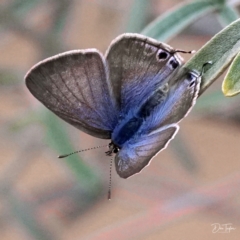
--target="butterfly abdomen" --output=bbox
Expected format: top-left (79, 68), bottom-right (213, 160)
top-left (112, 84), bottom-right (169, 147)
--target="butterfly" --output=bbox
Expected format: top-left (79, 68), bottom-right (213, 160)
top-left (25, 33), bottom-right (201, 179)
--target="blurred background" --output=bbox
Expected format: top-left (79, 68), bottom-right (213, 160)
top-left (0, 0), bottom-right (240, 239)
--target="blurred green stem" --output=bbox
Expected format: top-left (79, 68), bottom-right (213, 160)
top-left (43, 111), bottom-right (102, 193)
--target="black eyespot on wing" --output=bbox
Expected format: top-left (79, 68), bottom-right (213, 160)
top-left (157, 50), bottom-right (169, 60)
top-left (189, 80), bottom-right (195, 88)
top-left (169, 59), bottom-right (179, 69)
top-left (186, 72), bottom-right (195, 81)
top-left (186, 72), bottom-right (198, 88)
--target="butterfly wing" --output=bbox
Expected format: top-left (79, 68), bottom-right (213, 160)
top-left (145, 69), bottom-right (201, 132)
top-left (115, 125), bottom-right (178, 178)
top-left (106, 33), bottom-right (183, 114)
top-left (115, 69), bottom-right (201, 178)
top-left (25, 50), bottom-right (118, 139)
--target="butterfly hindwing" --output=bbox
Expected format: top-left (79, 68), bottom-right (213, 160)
top-left (115, 69), bottom-right (201, 178)
top-left (25, 50), bottom-right (118, 139)
top-left (145, 69), bottom-right (201, 132)
top-left (115, 124), bottom-right (179, 178)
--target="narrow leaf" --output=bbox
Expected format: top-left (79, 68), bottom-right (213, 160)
top-left (126, 0), bottom-right (150, 33)
top-left (222, 51), bottom-right (240, 96)
top-left (43, 110), bottom-right (101, 191)
top-left (182, 18), bottom-right (240, 95)
top-left (141, 0), bottom-right (224, 41)
top-left (218, 5), bottom-right (239, 27)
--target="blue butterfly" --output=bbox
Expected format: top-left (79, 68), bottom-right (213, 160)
top-left (25, 34), bottom-right (200, 179)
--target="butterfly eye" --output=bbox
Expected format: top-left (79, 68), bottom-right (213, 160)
top-left (157, 50), bottom-right (169, 61)
top-left (113, 147), bottom-right (119, 154)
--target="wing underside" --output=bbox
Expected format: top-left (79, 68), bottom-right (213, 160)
top-left (115, 125), bottom-right (179, 178)
top-left (25, 50), bottom-right (118, 139)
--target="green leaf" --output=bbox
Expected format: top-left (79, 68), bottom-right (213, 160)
top-left (9, 0), bottom-right (44, 17)
top-left (7, 192), bottom-right (54, 240)
top-left (170, 133), bottom-right (198, 173)
top-left (126, 0), bottom-right (150, 33)
top-left (42, 110), bottom-right (102, 192)
top-left (141, 0), bottom-right (224, 41)
top-left (0, 69), bottom-right (19, 85)
top-left (222, 51), bottom-right (240, 96)
top-left (182, 18), bottom-right (240, 95)
top-left (218, 5), bottom-right (239, 27)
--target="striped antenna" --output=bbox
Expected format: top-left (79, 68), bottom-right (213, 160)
top-left (58, 145), bottom-right (108, 158)
top-left (174, 49), bottom-right (196, 54)
top-left (108, 157), bottom-right (113, 200)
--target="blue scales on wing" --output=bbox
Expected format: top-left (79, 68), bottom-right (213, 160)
top-left (115, 125), bottom-right (179, 178)
top-left (113, 68), bottom-right (201, 178)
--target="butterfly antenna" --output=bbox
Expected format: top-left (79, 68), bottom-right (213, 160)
top-left (174, 49), bottom-right (196, 54)
top-left (58, 145), bottom-right (108, 158)
top-left (108, 157), bottom-right (113, 200)
top-left (200, 61), bottom-right (212, 77)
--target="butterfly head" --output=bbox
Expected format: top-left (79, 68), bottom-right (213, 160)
top-left (105, 142), bottom-right (119, 156)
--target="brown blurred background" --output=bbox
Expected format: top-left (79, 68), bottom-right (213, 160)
top-left (0, 0), bottom-right (240, 239)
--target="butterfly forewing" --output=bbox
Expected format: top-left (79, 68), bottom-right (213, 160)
top-left (25, 50), bottom-right (118, 139)
top-left (106, 34), bottom-right (183, 114)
